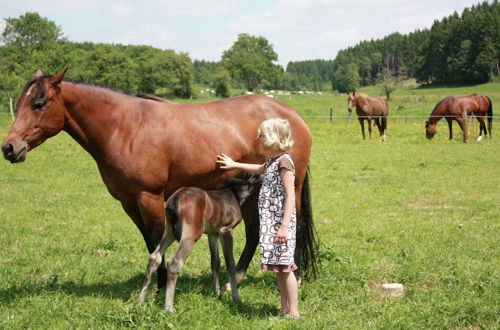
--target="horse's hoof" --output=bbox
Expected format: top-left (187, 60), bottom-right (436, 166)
top-left (165, 306), bottom-right (175, 312)
top-left (221, 282), bottom-right (232, 296)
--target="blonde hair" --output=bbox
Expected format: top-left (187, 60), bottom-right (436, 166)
top-left (257, 118), bottom-right (294, 151)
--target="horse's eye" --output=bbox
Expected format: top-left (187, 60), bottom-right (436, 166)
top-left (33, 101), bottom-right (45, 111)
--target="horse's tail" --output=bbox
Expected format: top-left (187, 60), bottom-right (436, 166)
top-left (166, 194), bottom-right (182, 242)
top-left (382, 100), bottom-right (389, 131)
top-left (298, 167), bottom-right (319, 280)
top-left (486, 96), bottom-right (493, 137)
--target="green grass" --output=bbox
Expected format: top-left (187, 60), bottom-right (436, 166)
top-left (0, 84), bottom-right (499, 329)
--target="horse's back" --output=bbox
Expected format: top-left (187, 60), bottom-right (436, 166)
top-left (160, 94), bottom-right (311, 193)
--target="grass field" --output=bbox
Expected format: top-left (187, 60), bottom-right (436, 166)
top-left (0, 83), bottom-right (499, 329)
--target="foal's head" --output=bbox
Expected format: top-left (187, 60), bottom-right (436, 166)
top-left (219, 175), bottom-right (261, 206)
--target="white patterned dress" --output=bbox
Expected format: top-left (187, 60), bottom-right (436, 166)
top-left (258, 153), bottom-right (297, 270)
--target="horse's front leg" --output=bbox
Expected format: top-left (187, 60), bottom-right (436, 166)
top-left (220, 230), bottom-right (241, 302)
top-left (446, 118), bottom-right (453, 140)
top-left (208, 234), bottom-right (221, 298)
top-left (358, 119), bottom-right (366, 140)
top-left (138, 224), bottom-right (175, 304)
top-left (234, 194), bottom-right (260, 284)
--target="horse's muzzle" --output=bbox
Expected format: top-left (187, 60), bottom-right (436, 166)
top-left (2, 143), bottom-right (27, 163)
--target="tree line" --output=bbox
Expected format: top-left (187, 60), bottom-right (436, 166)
top-left (312, 1), bottom-right (499, 92)
top-left (1, 1), bottom-right (498, 108)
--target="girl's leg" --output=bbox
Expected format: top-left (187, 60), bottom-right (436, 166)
top-left (277, 273), bottom-right (289, 314)
top-left (278, 271), bottom-right (299, 317)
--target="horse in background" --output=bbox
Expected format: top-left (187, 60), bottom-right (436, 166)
top-left (347, 91), bottom-right (389, 141)
top-left (1, 69), bottom-right (318, 291)
top-left (425, 94), bottom-right (493, 142)
top-left (138, 176), bottom-right (260, 311)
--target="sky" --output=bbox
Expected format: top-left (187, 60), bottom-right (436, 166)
top-left (0, 0), bottom-right (486, 66)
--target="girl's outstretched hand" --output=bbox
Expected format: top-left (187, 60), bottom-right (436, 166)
top-left (216, 153), bottom-right (236, 169)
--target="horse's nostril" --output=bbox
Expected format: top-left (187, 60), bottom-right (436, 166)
top-left (2, 143), bottom-right (14, 157)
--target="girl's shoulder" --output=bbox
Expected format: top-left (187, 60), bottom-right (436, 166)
top-left (278, 154), bottom-right (295, 172)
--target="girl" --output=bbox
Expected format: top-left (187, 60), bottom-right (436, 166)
top-left (216, 118), bottom-right (300, 319)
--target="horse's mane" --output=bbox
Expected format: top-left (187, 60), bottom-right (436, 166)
top-left (430, 96), bottom-right (452, 116)
top-left (136, 94), bottom-right (168, 102)
top-left (27, 76), bottom-right (168, 103)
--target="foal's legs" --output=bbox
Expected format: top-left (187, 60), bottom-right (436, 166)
top-left (138, 225), bottom-right (176, 304)
top-left (208, 234), bottom-right (221, 297)
top-left (165, 236), bottom-right (198, 312)
top-left (220, 230), bottom-right (241, 302)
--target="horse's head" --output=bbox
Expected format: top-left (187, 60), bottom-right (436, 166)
top-left (425, 120), bottom-right (436, 139)
top-left (347, 91), bottom-right (356, 113)
top-left (2, 69), bottom-right (67, 163)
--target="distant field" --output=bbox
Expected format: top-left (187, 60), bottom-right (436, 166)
top-left (0, 84), bottom-right (498, 328)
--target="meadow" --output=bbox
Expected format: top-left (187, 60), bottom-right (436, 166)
top-left (0, 83), bottom-right (498, 329)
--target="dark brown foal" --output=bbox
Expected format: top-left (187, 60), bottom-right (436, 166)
top-left (138, 176), bottom-right (260, 311)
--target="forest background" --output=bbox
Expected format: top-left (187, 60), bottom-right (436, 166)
top-left (0, 1), bottom-right (498, 106)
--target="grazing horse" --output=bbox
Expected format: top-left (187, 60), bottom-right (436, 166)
top-left (347, 91), bottom-right (389, 141)
top-left (425, 94), bottom-right (493, 142)
top-left (1, 69), bottom-right (318, 289)
top-left (138, 176), bottom-right (260, 311)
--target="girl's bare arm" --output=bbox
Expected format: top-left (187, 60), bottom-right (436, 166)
top-left (216, 153), bottom-right (265, 174)
top-left (276, 168), bottom-right (295, 243)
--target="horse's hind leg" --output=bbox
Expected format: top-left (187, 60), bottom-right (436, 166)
top-left (208, 234), bottom-right (221, 297)
top-left (138, 226), bottom-right (175, 304)
top-left (367, 119), bottom-right (373, 139)
top-left (374, 118), bottom-right (385, 142)
top-left (477, 117), bottom-right (486, 141)
top-left (220, 230), bottom-right (241, 302)
top-left (165, 236), bottom-right (197, 312)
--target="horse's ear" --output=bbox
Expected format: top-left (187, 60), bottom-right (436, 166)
top-left (49, 68), bottom-right (68, 87)
top-left (35, 68), bottom-right (44, 77)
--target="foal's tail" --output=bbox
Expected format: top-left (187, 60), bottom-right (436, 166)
top-left (166, 193), bottom-right (182, 242)
top-left (486, 96), bottom-right (493, 137)
top-left (298, 168), bottom-right (319, 280)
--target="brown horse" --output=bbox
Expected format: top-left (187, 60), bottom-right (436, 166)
top-left (347, 91), bottom-right (389, 141)
top-left (425, 94), bottom-right (493, 142)
top-left (138, 176), bottom-right (260, 311)
top-left (1, 69), bottom-right (318, 289)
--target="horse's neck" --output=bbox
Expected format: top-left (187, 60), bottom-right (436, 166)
top-left (429, 105), bottom-right (445, 124)
top-left (61, 83), bottom-right (140, 155)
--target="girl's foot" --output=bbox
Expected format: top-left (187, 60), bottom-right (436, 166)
top-left (285, 313), bottom-right (301, 319)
